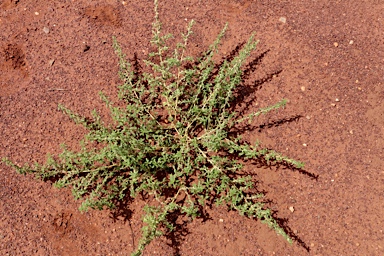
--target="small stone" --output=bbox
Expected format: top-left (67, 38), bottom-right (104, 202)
top-left (279, 17), bottom-right (286, 23)
top-left (349, 130), bottom-right (353, 134)
top-left (306, 115), bottom-right (311, 120)
top-left (48, 59), bottom-right (55, 66)
top-left (334, 42), bottom-right (339, 47)
top-left (311, 243), bottom-right (315, 247)
top-left (331, 103), bottom-right (336, 107)
top-left (122, 1), bottom-right (127, 5)
top-left (335, 98), bottom-right (340, 102)
top-left (349, 40), bottom-right (354, 45)
top-left (43, 27), bottom-right (50, 34)
top-left (303, 143), bottom-right (307, 147)
top-left (300, 86), bottom-right (305, 92)
top-left (219, 219), bottom-right (224, 222)
top-left (83, 45), bottom-right (90, 52)
top-left (34, 11), bottom-right (39, 15)
top-left (289, 206), bottom-right (294, 212)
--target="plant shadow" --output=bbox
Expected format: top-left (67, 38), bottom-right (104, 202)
top-left (109, 196), bottom-right (137, 249)
top-left (274, 215), bottom-right (311, 252)
top-left (108, 42), bottom-right (316, 254)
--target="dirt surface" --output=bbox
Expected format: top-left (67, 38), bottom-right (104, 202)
top-left (1, 0), bottom-right (383, 255)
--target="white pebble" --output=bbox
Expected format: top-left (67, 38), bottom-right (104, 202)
top-left (279, 17), bottom-right (287, 23)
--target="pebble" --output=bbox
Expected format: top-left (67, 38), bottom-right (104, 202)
top-left (43, 27), bottom-right (50, 34)
top-left (279, 17), bottom-right (286, 23)
top-left (303, 143), bottom-right (307, 147)
top-left (300, 86), bottom-right (305, 92)
top-left (219, 219), bottom-right (224, 222)
top-left (349, 40), bottom-right (354, 45)
top-left (83, 45), bottom-right (90, 52)
top-left (334, 42), bottom-right (339, 47)
top-left (34, 11), bottom-right (39, 15)
top-left (289, 206), bottom-right (294, 212)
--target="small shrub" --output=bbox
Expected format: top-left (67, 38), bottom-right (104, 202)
top-left (3, 1), bottom-right (304, 255)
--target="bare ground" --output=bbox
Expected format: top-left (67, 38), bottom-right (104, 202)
top-left (1, 0), bottom-right (383, 255)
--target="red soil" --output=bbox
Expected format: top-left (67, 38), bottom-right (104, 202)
top-left (1, 0), bottom-right (383, 255)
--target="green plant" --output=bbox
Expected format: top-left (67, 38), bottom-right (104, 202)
top-left (3, 1), bottom-right (304, 255)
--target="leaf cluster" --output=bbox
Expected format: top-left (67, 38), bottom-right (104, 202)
top-left (3, 1), bottom-right (304, 255)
